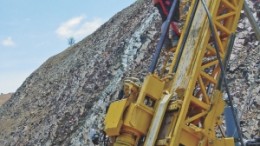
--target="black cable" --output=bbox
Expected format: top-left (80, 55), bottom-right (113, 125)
top-left (217, 34), bottom-right (236, 90)
top-left (200, 0), bottom-right (244, 146)
top-left (149, 0), bottom-right (178, 73)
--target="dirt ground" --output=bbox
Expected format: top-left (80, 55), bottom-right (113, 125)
top-left (0, 93), bottom-right (12, 106)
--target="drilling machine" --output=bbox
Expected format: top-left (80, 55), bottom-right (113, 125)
top-left (104, 0), bottom-right (260, 145)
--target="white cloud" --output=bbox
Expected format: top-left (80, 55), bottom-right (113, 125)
top-left (1, 37), bottom-right (15, 47)
top-left (56, 16), bottom-right (104, 40)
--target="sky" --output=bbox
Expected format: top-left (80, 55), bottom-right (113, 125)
top-left (0, 0), bottom-right (136, 93)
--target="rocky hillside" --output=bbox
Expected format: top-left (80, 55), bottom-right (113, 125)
top-left (0, 0), bottom-right (259, 145)
top-left (227, 0), bottom-right (260, 138)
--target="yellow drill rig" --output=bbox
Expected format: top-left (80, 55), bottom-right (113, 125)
top-left (104, 0), bottom-right (259, 146)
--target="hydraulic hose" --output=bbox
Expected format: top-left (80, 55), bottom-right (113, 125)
top-left (149, 0), bottom-right (178, 73)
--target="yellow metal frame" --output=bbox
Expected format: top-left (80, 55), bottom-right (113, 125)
top-left (104, 74), bottom-right (165, 146)
top-left (104, 0), bottom-right (244, 145)
top-left (161, 0), bottom-right (244, 145)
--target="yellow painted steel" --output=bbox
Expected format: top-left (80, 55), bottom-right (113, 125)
top-left (104, 0), bottom-right (244, 145)
top-left (162, 0), bottom-right (244, 145)
top-left (104, 74), bottom-right (165, 146)
top-left (137, 74), bottom-right (165, 105)
top-left (105, 99), bottom-right (128, 136)
top-left (114, 133), bottom-right (136, 146)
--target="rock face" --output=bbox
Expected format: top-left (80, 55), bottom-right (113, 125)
top-left (0, 0), bottom-right (259, 145)
top-left (0, 1), bottom-right (160, 145)
top-left (228, 0), bottom-right (260, 138)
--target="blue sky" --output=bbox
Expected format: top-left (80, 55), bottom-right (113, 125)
top-left (0, 0), bottom-right (135, 93)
